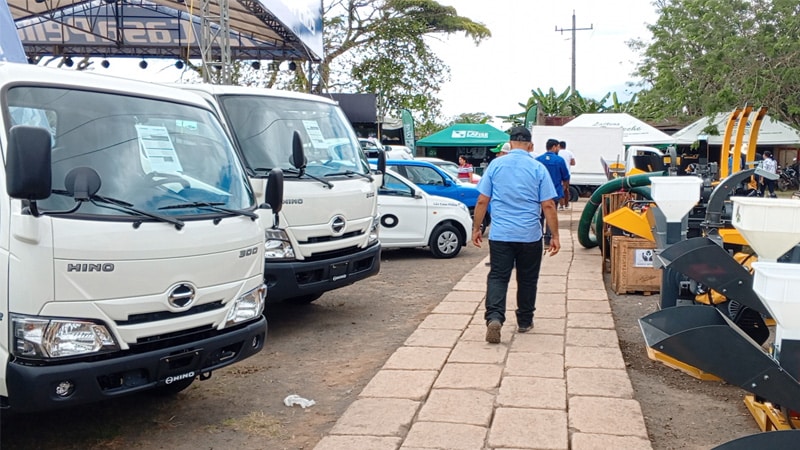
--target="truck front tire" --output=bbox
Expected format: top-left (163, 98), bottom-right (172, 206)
top-left (569, 186), bottom-right (580, 202)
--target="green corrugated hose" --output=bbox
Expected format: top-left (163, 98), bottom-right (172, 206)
top-left (578, 172), bottom-right (665, 249)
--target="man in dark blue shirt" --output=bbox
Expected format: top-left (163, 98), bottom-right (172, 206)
top-left (536, 139), bottom-right (570, 247)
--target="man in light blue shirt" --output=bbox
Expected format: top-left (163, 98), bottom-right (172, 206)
top-left (472, 126), bottom-right (559, 343)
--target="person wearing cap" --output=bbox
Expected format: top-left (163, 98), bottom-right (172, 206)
top-left (472, 126), bottom-right (559, 344)
top-left (557, 140), bottom-right (575, 210)
top-left (491, 142), bottom-right (511, 157)
top-left (537, 139), bottom-right (570, 247)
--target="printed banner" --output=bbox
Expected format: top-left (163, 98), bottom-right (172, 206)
top-left (524, 104), bottom-right (538, 129)
top-left (257, 0), bottom-right (323, 59)
top-left (401, 109), bottom-right (416, 154)
top-left (0, 0), bottom-right (26, 63)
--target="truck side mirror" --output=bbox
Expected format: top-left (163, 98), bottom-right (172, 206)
top-left (6, 126), bottom-right (52, 215)
top-left (290, 131), bottom-right (307, 171)
top-left (377, 150), bottom-right (387, 188)
top-left (264, 168), bottom-right (284, 228)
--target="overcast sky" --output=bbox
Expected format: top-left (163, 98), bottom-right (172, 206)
top-left (428, 0), bottom-right (659, 122)
top-left (102, 0), bottom-right (659, 125)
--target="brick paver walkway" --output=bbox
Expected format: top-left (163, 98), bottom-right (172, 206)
top-left (315, 201), bottom-right (652, 450)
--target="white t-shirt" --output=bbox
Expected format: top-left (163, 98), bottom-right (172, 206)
top-left (762, 157), bottom-right (777, 174)
top-left (558, 149), bottom-right (576, 172)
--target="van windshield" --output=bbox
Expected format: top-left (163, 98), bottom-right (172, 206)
top-left (218, 95), bottom-right (370, 177)
top-left (6, 86), bottom-right (254, 218)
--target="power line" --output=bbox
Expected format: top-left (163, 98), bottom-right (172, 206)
top-left (555, 10), bottom-right (593, 92)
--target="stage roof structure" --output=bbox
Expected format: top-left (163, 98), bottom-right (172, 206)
top-left (8, 0), bottom-right (322, 63)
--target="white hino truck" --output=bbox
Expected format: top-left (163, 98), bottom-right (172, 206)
top-left (0, 63), bottom-right (276, 412)
top-left (178, 85), bottom-right (382, 304)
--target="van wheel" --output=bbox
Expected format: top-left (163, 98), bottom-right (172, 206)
top-left (286, 293), bottom-right (324, 304)
top-left (429, 224), bottom-right (462, 258)
top-left (150, 377), bottom-right (195, 396)
top-left (569, 186), bottom-right (580, 202)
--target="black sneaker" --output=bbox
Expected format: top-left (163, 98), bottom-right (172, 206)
top-left (486, 320), bottom-right (502, 343)
top-left (517, 324), bottom-right (533, 333)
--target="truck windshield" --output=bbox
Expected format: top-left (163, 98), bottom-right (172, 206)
top-left (6, 86), bottom-right (254, 218)
top-left (218, 95), bottom-right (370, 178)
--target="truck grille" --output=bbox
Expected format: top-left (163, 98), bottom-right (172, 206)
top-left (116, 301), bottom-right (225, 326)
top-left (302, 230), bottom-right (363, 244)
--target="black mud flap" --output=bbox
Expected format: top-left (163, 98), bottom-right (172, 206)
top-left (639, 305), bottom-right (800, 412)
top-left (658, 237), bottom-right (768, 316)
top-left (712, 430), bottom-right (800, 449)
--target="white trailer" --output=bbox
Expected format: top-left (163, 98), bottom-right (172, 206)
top-left (532, 125), bottom-right (663, 199)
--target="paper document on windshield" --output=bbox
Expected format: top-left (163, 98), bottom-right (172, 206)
top-left (136, 124), bottom-right (184, 173)
top-left (302, 120), bottom-right (328, 150)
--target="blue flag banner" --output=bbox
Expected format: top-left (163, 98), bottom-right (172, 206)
top-left (0, 0), bottom-right (26, 63)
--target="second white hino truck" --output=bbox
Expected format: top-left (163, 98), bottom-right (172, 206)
top-left (180, 85), bottom-right (382, 304)
top-left (0, 63), bottom-right (278, 412)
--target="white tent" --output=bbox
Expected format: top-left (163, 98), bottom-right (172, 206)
top-left (671, 112), bottom-right (800, 146)
top-left (564, 113), bottom-right (674, 145)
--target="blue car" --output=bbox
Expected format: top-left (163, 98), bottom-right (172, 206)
top-left (374, 159), bottom-right (491, 233)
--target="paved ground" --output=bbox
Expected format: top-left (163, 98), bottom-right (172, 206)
top-left (314, 205), bottom-right (653, 450)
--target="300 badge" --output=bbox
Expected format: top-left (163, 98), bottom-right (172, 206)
top-left (239, 247), bottom-right (259, 258)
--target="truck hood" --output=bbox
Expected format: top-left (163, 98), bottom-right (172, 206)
top-left (47, 216), bottom-right (263, 301)
top-left (252, 177), bottom-right (377, 227)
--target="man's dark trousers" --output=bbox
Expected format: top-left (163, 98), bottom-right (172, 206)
top-left (484, 240), bottom-right (544, 329)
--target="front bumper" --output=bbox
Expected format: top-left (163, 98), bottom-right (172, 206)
top-left (264, 242), bottom-right (381, 302)
top-left (4, 317), bottom-right (266, 413)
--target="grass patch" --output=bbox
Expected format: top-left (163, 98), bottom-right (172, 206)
top-left (221, 411), bottom-right (285, 438)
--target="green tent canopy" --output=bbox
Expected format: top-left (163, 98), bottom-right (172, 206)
top-left (416, 123), bottom-right (509, 147)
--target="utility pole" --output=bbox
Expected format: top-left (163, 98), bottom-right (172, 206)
top-left (555, 10), bottom-right (593, 93)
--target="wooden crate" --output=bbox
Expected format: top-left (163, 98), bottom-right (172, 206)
top-left (610, 236), bottom-right (660, 294)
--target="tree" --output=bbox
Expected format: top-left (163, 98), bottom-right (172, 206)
top-left (497, 87), bottom-right (630, 126)
top-left (448, 112), bottom-right (492, 124)
top-left (321, 0), bottom-right (490, 123)
top-left (630, 0), bottom-right (800, 128)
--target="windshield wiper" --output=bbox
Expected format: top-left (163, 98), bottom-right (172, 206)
top-left (49, 190), bottom-right (185, 230)
top-left (325, 170), bottom-right (374, 182)
top-left (281, 167), bottom-right (334, 189)
top-left (159, 201), bottom-right (258, 220)
top-left (93, 195), bottom-right (186, 229)
top-left (252, 166), bottom-right (333, 189)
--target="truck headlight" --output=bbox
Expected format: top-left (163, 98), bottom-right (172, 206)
top-left (368, 215), bottom-right (380, 244)
top-left (225, 284), bottom-right (266, 327)
top-left (12, 315), bottom-right (118, 359)
top-left (265, 228), bottom-right (295, 259)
